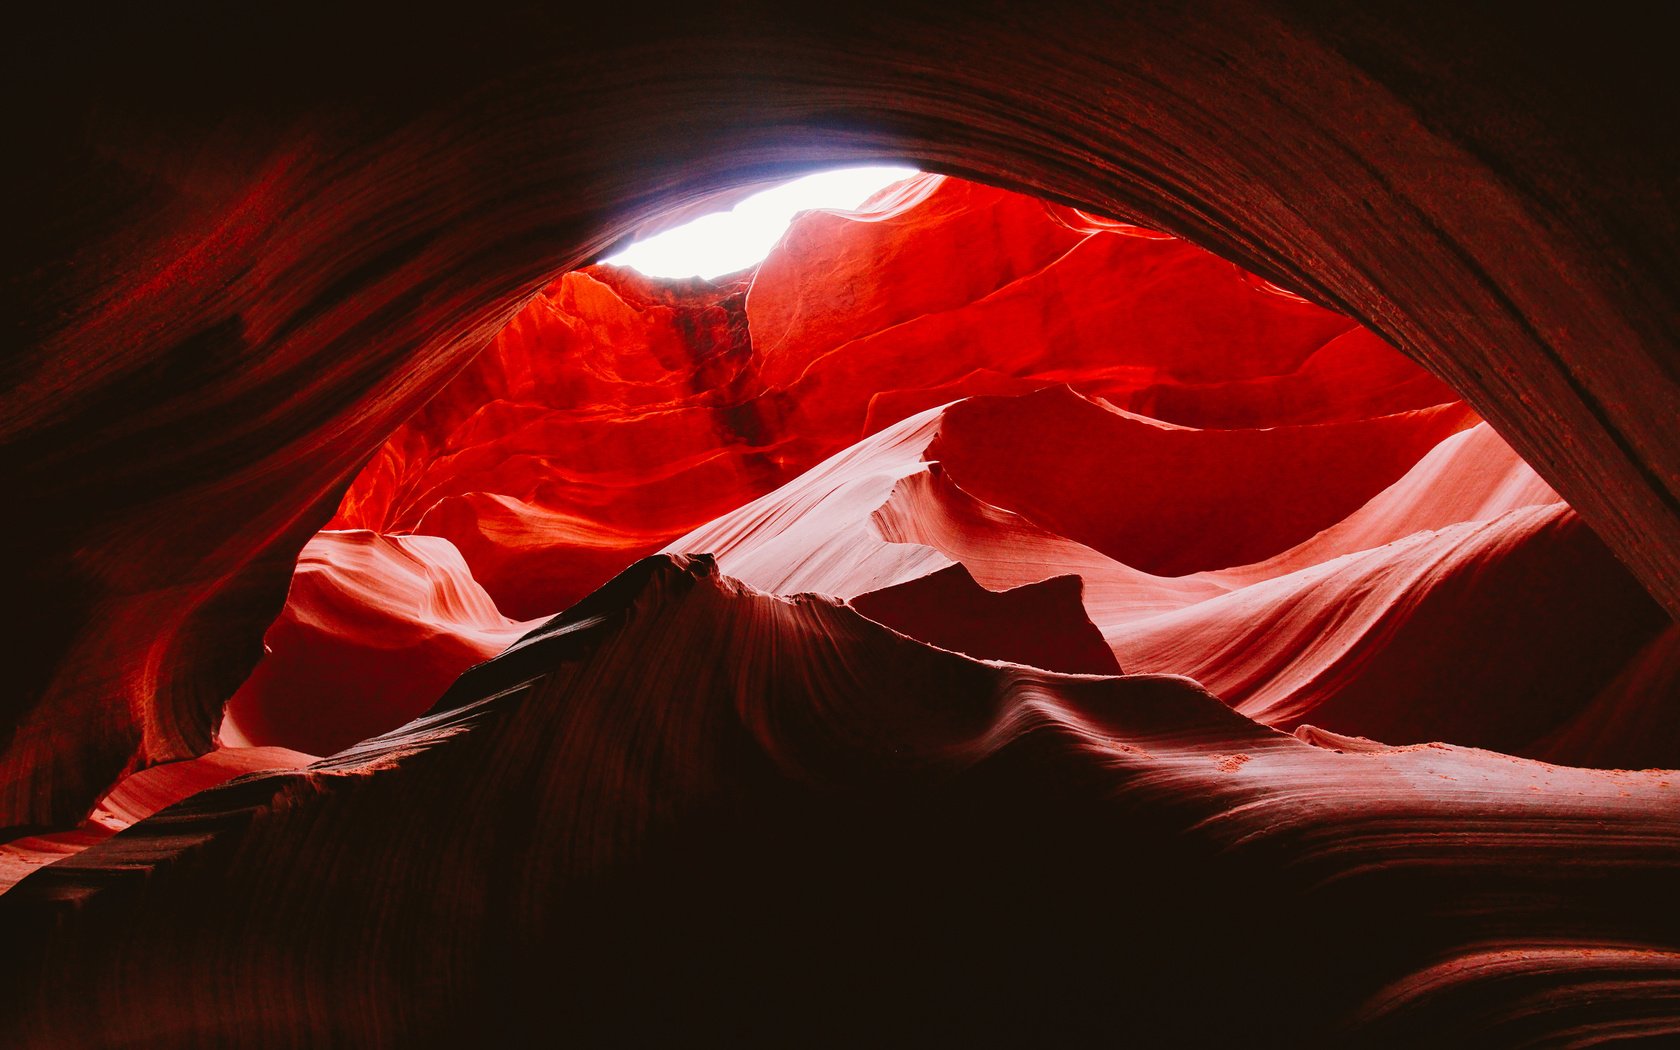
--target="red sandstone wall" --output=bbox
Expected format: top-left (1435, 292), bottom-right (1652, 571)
top-left (4, 5), bottom-right (1678, 1044)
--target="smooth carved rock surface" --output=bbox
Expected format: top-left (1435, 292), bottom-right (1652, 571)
top-left (5, 171), bottom-right (1676, 1044)
top-left (229, 175), bottom-right (1486, 758)
top-left (672, 393), bottom-right (1667, 764)
top-left (3, 557), bottom-right (1675, 1045)
top-left (6, 10), bottom-right (1680, 1042)
top-left (7, 4), bottom-right (1679, 832)
top-left (218, 531), bottom-right (529, 756)
top-left (0, 745), bottom-right (314, 895)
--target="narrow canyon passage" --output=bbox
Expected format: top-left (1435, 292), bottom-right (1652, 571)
top-left (5, 173), bottom-right (1677, 1046)
top-left (7, 5), bottom-right (1680, 1045)
top-left (209, 174), bottom-right (1670, 767)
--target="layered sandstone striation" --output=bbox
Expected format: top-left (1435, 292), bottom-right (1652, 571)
top-left (4, 556), bottom-right (1675, 1045)
top-left (10, 3), bottom-right (1679, 840)
top-left (4, 173), bottom-right (1675, 1044)
top-left (217, 178), bottom-right (1669, 769)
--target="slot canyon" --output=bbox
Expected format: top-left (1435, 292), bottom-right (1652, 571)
top-left (4, 5), bottom-right (1678, 1046)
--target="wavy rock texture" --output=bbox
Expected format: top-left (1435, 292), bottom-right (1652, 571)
top-left (219, 531), bottom-right (530, 756)
top-left (4, 167), bottom-right (1676, 1045)
top-left (0, 746), bottom-right (313, 895)
top-left (220, 176), bottom-right (1470, 751)
top-left (3, 557), bottom-right (1675, 1046)
top-left (7, 9), bottom-right (1680, 1043)
top-left (229, 176), bottom-right (1578, 755)
top-left (8, 3), bottom-right (1679, 834)
top-left (675, 393), bottom-right (1668, 764)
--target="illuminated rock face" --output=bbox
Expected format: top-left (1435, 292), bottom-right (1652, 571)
top-left (222, 177), bottom-right (1664, 768)
top-left (7, 174), bottom-right (1676, 1045)
top-left (6, 5), bottom-right (1680, 1044)
top-left (10, 4), bottom-right (1680, 839)
top-left (218, 531), bottom-right (526, 756)
top-left (6, 557), bottom-right (1678, 1046)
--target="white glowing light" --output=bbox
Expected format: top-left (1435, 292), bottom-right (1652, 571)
top-left (603, 166), bottom-right (919, 280)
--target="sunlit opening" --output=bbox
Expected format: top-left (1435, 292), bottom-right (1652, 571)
top-left (603, 165), bottom-right (919, 279)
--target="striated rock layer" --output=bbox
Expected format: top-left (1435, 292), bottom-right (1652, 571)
top-left (0, 745), bottom-right (315, 895)
top-left (227, 176), bottom-right (1533, 758)
top-left (673, 394), bottom-right (1669, 765)
top-left (218, 176), bottom-right (1662, 773)
top-left (4, 168), bottom-right (1675, 1045)
top-left (8, 2), bottom-right (1680, 834)
top-left (8, 12), bottom-right (1680, 1039)
top-left (4, 557), bottom-right (1675, 1045)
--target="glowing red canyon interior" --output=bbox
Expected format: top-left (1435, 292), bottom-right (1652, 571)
top-left (198, 174), bottom-right (1668, 764)
top-left (12, 171), bottom-right (1670, 875)
top-left (6, 173), bottom-right (1677, 1044)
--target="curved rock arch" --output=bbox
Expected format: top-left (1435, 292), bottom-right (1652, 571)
top-left (5, 2), bottom-right (1676, 829)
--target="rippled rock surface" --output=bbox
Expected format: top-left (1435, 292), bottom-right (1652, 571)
top-left (8, 9), bottom-right (1679, 1039)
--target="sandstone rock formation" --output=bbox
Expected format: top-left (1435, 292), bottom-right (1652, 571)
top-left (6, 6), bottom-right (1678, 1045)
